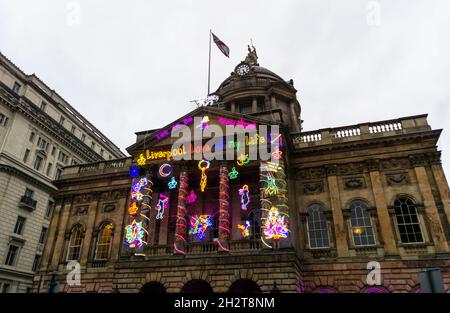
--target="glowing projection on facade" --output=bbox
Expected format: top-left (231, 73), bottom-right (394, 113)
top-left (168, 177), bottom-right (178, 189)
top-left (189, 215), bottom-right (212, 241)
top-left (131, 177), bottom-right (148, 201)
top-left (186, 190), bottom-right (197, 204)
top-left (228, 167), bottom-right (239, 180)
top-left (237, 221), bottom-right (251, 238)
top-left (198, 159), bottom-right (210, 192)
top-left (155, 194), bottom-right (169, 220)
top-left (263, 206), bottom-right (289, 240)
top-left (238, 185), bottom-right (251, 210)
top-left (158, 163), bottom-right (173, 178)
top-left (124, 220), bottom-right (146, 249)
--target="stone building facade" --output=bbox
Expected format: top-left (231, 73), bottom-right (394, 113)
top-left (0, 53), bottom-right (125, 292)
top-left (33, 50), bottom-right (450, 293)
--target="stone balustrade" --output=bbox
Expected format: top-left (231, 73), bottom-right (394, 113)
top-left (60, 157), bottom-right (132, 179)
top-left (292, 114), bottom-right (431, 149)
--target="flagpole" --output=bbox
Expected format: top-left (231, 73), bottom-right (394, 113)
top-left (207, 29), bottom-right (212, 96)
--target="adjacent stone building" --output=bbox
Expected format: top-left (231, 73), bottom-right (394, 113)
top-left (33, 49), bottom-right (450, 293)
top-left (0, 53), bottom-right (125, 292)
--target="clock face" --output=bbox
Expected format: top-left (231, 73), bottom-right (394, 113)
top-left (236, 63), bottom-right (250, 76)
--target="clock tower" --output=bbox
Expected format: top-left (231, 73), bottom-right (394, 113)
top-left (213, 46), bottom-right (302, 133)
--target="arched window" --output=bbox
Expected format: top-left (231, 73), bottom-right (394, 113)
top-left (95, 223), bottom-right (113, 260)
top-left (306, 204), bottom-right (330, 249)
top-left (67, 225), bottom-right (83, 261)
top-left (349, 200), bottom-right (375, 246)
top-left (394, 197), bottom-right (424, 243)
top-left (248, 210), bottom-right (261, 239)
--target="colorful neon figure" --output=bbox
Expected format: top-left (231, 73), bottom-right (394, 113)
top-left (263, 173), bottom-right (279, 196)
top-left (238, 185), bottom-right (251, 210)
top-left (128, 202), bottom-right (139, 216)
top-left (271, 147), bottom-right (283, 160)
top-left (198, 160), bottom-right (210, 192)
top-left (124, 220), bottom-right (146, 248)
top-left (237, 221), bottom-right (251, 238)
top-left (137, 154), bottom-right (146, 166)
top-left (236, 153), bottom-right (250, 166)
top-left (189, 215), bottom-right (212, 241)
top-left (129, 165), bottom-right (139, 179)
top-left (196, 116), bottom-right (210, 130)
top-left (131, 177), bottom-right (148, 201)
top-left (186, 190), bottom-right (197, 204)
top-left (155, 194), bottom-right (169, 220)
top-left (263, 207), bottom-right (288, 240)
top-left (168, 177), bottom-right (178, 189)
top-left (158, 163), bottom-right (172, 178)
top-left (228, 167), bottom-right (239, 180)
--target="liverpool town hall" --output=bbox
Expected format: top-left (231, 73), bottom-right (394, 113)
top-left (33, 49), bottom-right (450, 293)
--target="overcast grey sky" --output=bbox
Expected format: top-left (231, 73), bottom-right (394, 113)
top-left (1, 0), bottom-right (449, 175)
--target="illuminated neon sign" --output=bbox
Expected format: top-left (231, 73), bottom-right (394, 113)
top-left (131, 178), bottom-right (148, 201)
top-left (237, 221), bottom-right (251, 238)
top-left (198, 160), bottom-right (210, 192)
top-left (155, 194), bottom-right (169, 219)
top-left (189, 215), bottom-right (212, 241)
top-left (217, 117), bottom-right (256, 129)
top-left (124, 220), bottom-right (146, 248)
top-left (263, 207), bottom-right (288, 240)
top-left (186, 190), bottom-right (197, 204)
top-left (158, 163), bottom-right (173, 178)
top-left (128, 202), bottom-right (139, 216)
top-left (238, 185), bottom-right (251, 210)
top-left (228, 167), bottom-right (239, 180)
top-left (168, 177), bottom-right (178, 189)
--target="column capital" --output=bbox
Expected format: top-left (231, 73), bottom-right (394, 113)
top-left (366, 159), bottom-right (380, 172)
top-left (325, 164), bottom-right (338, 176)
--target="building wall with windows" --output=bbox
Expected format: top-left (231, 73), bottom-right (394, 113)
top-left (31, 51), bottom-right (450, 293)
top-left (0, 52), bottom-right (126, 293)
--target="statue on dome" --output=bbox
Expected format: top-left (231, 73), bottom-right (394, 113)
top-left (245, 45), bottom-right (259, 66)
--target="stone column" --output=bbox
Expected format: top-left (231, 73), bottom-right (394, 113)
top-left (217, 165), bottom-right (230, 252)
top-left (367, 160), bottom-right (397, 255)
top-left (174, 170), bottom-right (188, 254)
top-left (271, 95), bottom-right (277, 109)
top-left (231, 102), bottom-right (236, 113)
top-left (429, 153), bottom-right (450, 226)
top-left (411, 155), bottom-right (449, 252)
top-left (49, 197), bottom-right (73, 269)
top-left (80, 192), bottom-right (100, 266)
top-left (252, 98), bottom-right (258, 113)
top-left (40, 198), bottom-right (63, 271)
top-left (326, 165), bottom-right (349, 257)
top-left (289, 102), bottom-right (300, 133)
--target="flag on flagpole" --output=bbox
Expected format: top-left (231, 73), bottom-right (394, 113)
top-left (211, 32), bottom-right (230, 57)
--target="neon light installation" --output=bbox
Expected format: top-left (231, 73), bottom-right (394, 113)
top-left (186, 190), bottom-right (197, 204)
top-left (124, 220), bottom-right (146, 248)
top-left (174, 172), bottom-right (189, 255)
top-left (158, 163), bottom-right (173, 178)
top-left (168, 177), bottom-right (178, 189)
top-left (237, 221), bottom-right (251, 238)
top-left (189, 215), bottom-right (212, 241)
top-left (137, 154), bottom-right (146, 166)
top-left (236, 153), bottom-right (250, 166)
top-left (263, 173), bottom-right (279, 196)
top-left (263, 206), bottom-right (289, 240)
top-left (218, 166), bottom-right (230, 252)
top-left (217, 117), bottom-right (256, 129)
top-left (196, 116), bottom-right (210, 130)
top-left (129, 165), bottom-right (139, 178)
top-left (271, 147), bottom-right (283, 160)
top-left (128, 202), bottom-right (139, 216)
top-left (131, 177), bottom-right (148, 201)
top-left (238, 185), bottom-right (251, 210)
top-left (155, 194), bottom-right (169, 220)
top-left (198, 160), bottom-right (210, 192)
top-left (228, 167), bottom-right (239, 180)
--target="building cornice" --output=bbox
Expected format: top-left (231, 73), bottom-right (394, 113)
top-left (0, 163), bottom-right (58, 193)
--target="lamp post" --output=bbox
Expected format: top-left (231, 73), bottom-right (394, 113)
top-left (270, 281), bottom-right (281, 293)
top-left (48, 271), bottom-right (61, 293)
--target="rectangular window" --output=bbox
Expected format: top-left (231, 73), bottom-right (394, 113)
top-left (45, 201), bottom-right (54, 218)
top-left (29, 132), bottom-right (35, 142)
top-left (39, 227), bottom-right (48, 244)
top-left (14, 216), bottom-right (26, 235)
top-left (40, 101), bottom-right (47, 112)
top-left (0, 283), bottom-right (10, 293)
top-left (81, 134), bottom-right (86, 142)
top-left (55, 168), bottom-right (62, 180)
top-left (239, 101), bottom-right (253, 114)
top-left (91, 142), bottom-right (95, 150)
top-left (0, 114), bottom-right (9, 126)
top-left (58, 151), bottom-right (68, 164)
top-left (5, 245), bottom-right (19, 266)
top-left (25, 188), bottom-right (34, 198)
top-left (23, 149), bottom-right (30, 163)
top-left (100, 149), bottom-right (104, 157)
top-left (59, 116), bottom-right (65, 126)
top-left (12, 82), bottom-right (21, 94)
top-left (51, 146), bottom-right (56, 156)
top-left (37, 137), bottom-right (49, 151)
top-left (32, 255), bottom-right (41, 272)
top-left (33, 155), bottom-right (43, 171)
top-left (71, 126), bottom-right (76, 134)
top-left (46, 163), bottom-right (52, 176)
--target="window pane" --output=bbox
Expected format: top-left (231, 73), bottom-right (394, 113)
top-left (394, 197), bottom-right (423, 243)
top-left (306, 204), bottom-right (330, 249)
top-left (349, 201), bottom-right (376, 246)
